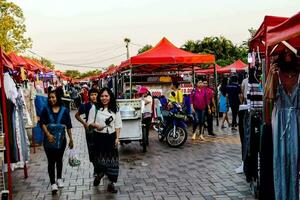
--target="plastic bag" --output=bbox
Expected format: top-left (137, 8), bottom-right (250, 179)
top-left (68, 148), bottom-right (81, 167)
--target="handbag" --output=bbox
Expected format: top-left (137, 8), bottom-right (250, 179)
top-left (86, 108), bottom-right (98, 135)
top-left (43, 107), bottom-right (66, 149)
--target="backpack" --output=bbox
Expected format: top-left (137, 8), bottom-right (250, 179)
top-left (43, 107), bottom-right (66, 149)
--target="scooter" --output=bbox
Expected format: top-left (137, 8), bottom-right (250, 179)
top-left (153, 102), bottom-right (188, 147)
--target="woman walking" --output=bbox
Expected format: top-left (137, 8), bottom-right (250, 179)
top-left (87, 87), bottom-right (122, 193)
top-left (138, 87), bottom-right (153, 146)
top-left (219, 77), bottom-right (230, 128)
top-left (40, 89), bottom-right (74, 195)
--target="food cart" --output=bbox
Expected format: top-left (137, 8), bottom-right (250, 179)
top-left (117, 99), bottom-right (147, 152)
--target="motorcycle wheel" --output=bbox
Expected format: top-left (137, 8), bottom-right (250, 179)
top-left (166, 126), bottom-right (187, 147)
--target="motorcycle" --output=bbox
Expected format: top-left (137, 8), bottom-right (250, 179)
top-left (153, 102), bottom-right (188, 147)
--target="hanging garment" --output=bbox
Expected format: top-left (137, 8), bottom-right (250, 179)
top-left (273, 73), bottom-right (300, 200)
top-left (4, 73), bottom-right (18, 105)
top-left (15, 96), bottom-right (30, 162)
top-left (243, 111), bottom-right (261, 183)
top-left (259, 123), bottom-right (275, 200)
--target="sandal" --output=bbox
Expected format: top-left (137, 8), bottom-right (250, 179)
top-left (93, 173), bottom-right (104, 186)
top-left (107, 183), bottom-right (118, 193)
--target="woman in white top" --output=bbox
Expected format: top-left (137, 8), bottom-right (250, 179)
top-left (138, 87), bottom-right (153, 146)
top-left (87, 87), bottom-right (122, 193)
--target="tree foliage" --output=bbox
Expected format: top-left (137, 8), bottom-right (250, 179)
top-left (138, 44), bottom-right (153, 54)
top-left (0, 0), bottom-right (32, 53)
top-left (64, 69), bottom-right (102, 79)
top-left (181, 36), bottom-right (248, 66)
top-left (64, 70), bottom-right (81, 79)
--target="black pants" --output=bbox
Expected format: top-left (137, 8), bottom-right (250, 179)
top-left (205, 107), bottom-right (213, 134)
top-left (243, 112), bottom-right (261, 183)
top-left (44, 139), bottom-right (67, 184)
top-left (230, 106), bottom-right (239, 127)
top-left (142, 117), bottom-right (152, 145)
top-left (238, 110), bottom-right (247, 158)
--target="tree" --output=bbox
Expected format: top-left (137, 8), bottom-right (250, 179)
top-left (182, 36), bottom-right (248, 66)
top-left (0, 0), bottom-right (32, 53)
top-left (40, 57), bottom-right (55, 70)
top-left (137, 44), bottom-right (153, 54)
top-left (79, 69), bottom-right (102, 79)
top-left (64, 70), bottom-right (81, 79)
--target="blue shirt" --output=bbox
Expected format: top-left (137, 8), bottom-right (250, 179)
top-left (226, 83), bottom-right (241, 107)
top-left (40, 106), bottom-right (72, 129)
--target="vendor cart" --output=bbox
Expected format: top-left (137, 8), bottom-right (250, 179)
top-left (117, 99), bottom-right (147, 152)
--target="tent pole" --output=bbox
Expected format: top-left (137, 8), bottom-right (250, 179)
top-left (214, 63), bottom-right (219, 126)
top-left (0, 48), bottom-right (13, 200)
top-left (129, 65), bottom-right (132, 99)
top-left (192, 65), bottom-right (195, 86)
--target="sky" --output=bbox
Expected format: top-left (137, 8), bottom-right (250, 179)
top-left (12, 0), bottom-right (300, 72)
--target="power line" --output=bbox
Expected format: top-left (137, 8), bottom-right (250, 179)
top-left (27, 50), bottom-right (126, 69)
top-left (52, 46), bottom-right (124, 63)
top-left (32, 44), bottom-right (123, 54)
top-left (131, 42), bottom-right (144, 47)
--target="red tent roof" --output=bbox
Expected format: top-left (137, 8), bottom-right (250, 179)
top-left (1, 52), bottom-right (14, 69)
top-left (196, 64), bottom-right (222, 74)
top-left (217, 60), bottom-right (247, 74)
top-left (250, 15), bottom-right (288, 51)
top-left (118, 37), bottom-right (215, 72)
top-left (267, 12), bottom-right (300, 47)
top-left (8, 52), bottom-right (27, 67)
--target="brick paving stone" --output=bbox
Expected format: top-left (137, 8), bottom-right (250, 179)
top-left (11, 111), bottom-right (256, 200)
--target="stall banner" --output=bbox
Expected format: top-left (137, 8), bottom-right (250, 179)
top-left (159, 76), bottom-right (172, 82)
top-left (149, 89), bottom-right (162, 97)
top-left (181, 83), bottom-right (193, 94)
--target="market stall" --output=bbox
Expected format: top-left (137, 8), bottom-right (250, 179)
top-left (247, 12), bottom-right (300, 200)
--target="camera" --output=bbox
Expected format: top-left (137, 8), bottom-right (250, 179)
top-left (105, 116), bottom-right (113, 126)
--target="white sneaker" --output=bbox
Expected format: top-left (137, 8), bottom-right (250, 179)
top-left (199, 134), bottom-right (205, 141)
top-left (51, 183), bottom-right (58, 194)
top-left (57, 179), bottom-right (64, 188)
top-left (235, 163), bottom-right (244, 174)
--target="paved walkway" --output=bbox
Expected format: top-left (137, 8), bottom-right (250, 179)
top-left (12, 112), bottom-right (255, 200)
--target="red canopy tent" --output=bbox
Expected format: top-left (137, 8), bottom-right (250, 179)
top-left (2, 52), bottom-right (14, 70)
top-left (217, 60), bottom-right (247, 74)
top-left (250, 15), bottom-right (288, 52)
top-left (267, 12), bottom-right (300, 48)
top-left (196, 64), bottom-right (222, 74)
top-left (8, 52), bottom-right (27, 68)
top-left (117, 37), bottom-right (215, 72)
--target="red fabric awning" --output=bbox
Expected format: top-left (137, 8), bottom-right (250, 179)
top-left (217, 60), bottom-right (247, 74)
top-left (8, 52), bottom-right (27, 68)
top-left (196, 64), bottom-right (222, 74)
top-left (2, 52), bottom-right (14, 69)
top-left (250, 15), bottom-right (288, 51)
top-left (117, 37), bottom-right (215, 72)
top-left (267, 12), bottom-right (300, 47)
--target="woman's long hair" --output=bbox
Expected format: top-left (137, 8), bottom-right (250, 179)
top-left (220, 77), bottom-right (228, 96)
top-left (96, 87), bottom-right (118, 113)
top-left (48, 89), bottom-right (63, 107)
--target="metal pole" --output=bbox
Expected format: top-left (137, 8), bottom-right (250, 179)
top-left (214, 63), bottom-right (219, 126)
top-left (0, 48), bottom-right (13, 200)
top-left (192, 65), bottom-right (195, 86)
top-left (129, 66), bottom-right (132, 99)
